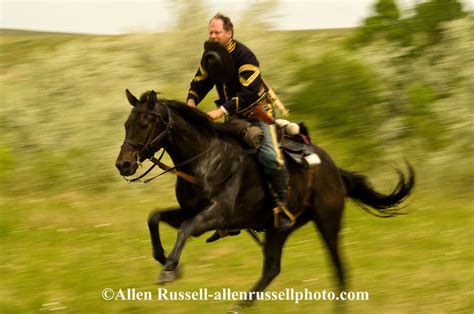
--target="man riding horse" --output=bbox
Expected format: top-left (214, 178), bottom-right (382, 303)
top-left (115, 14), bottom-right (415, 307)
top-left (186, 13), bottom-right (294, 241)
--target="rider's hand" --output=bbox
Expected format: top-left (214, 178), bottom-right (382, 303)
top-left (207, 108), bottom-right (225, 121)
top-left (187, 99), bottom-right (196, 108)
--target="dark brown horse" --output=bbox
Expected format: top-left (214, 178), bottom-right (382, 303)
top-left (115, 90), bottom-right (415, 309)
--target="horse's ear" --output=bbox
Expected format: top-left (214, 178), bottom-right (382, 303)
top-left (125, 89), bottom-right (138, 107)
top-left (148, 90), bottom-right (157, 108)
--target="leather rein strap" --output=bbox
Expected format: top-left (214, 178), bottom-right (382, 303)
top-left (128, 146), bottom-right (213, 185)
top-left (122, 101), bottom-right (256, 185)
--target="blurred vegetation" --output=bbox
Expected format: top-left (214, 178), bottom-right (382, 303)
top-left (1, 0), bottom-right (471, 196)
top-left (1, 1), bottom-right (473, 312)
top-left (347, 0), bottom-right (468, 50)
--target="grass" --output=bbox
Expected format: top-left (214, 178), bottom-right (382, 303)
top-left (1, 186), bottom-right (472, 313)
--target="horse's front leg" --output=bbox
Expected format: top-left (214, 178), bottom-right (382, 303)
top-left (158, 202), bottom-right (224, 284)
top-left (148, 207), bottom-right (193, 265)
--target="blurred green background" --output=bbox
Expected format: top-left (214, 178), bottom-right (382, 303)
top-left (1, 0), bottom-right (473, 312)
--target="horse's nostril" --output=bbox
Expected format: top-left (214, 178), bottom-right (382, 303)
top-left (116, 160), bottom-right (131, 171)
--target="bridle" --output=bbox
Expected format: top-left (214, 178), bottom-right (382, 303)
top-left (121, 101), bottom-right (208, 184)
top-left (123, 102), bottom-right (174, 162)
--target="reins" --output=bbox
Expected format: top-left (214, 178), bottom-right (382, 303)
top-left (124, 145), bottom-right (213, 185)
top-left (122, 99), bottom-right (258, 185)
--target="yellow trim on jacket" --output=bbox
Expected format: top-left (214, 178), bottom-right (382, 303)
top-left (238, 64), bottom-right (260, 87)
top-left (192, 65), bottom-right (208, 82)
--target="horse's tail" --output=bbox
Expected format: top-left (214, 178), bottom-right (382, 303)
top-left (338, 162), bottom-right (415, 217)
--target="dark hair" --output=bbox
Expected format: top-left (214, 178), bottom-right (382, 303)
top-left (210, 13), bottom-right (234, 36)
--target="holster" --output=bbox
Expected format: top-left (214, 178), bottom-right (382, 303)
top-left (240, 101), bottom-right (275, 125)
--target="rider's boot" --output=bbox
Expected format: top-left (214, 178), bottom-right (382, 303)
top-left (269, 170), bottom-right (295, 231)
top-left (206, 230), bottom-right (241, 243)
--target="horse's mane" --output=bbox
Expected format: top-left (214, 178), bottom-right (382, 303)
top-left (139, 91), bottom-right (234, 138)
top-left (164, 100), bottom-right (219, 135)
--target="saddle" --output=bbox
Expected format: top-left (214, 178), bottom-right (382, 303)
top-left (222, 117), bottom-right (320, 169)
top-left (276, 120), bottom-right (321, 169)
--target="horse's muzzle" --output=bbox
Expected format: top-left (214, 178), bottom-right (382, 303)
top-left (116, 145), bottom-right (139, 176)
top-left (116, 159), bottom-right (138, 176)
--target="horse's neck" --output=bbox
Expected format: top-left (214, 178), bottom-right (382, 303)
top-left (164, 115), bottom-right (216, 169)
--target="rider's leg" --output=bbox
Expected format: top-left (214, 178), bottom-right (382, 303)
top-left (206, 113), bottom-right (293, 243)
top-left (252, 120), bottom-right (295, 230)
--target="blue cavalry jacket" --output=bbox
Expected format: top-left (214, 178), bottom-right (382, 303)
top-left (187, 39), bottom-right (268, 116)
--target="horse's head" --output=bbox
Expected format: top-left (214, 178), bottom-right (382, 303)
top-left (115, 89), bottom-right (171, 176)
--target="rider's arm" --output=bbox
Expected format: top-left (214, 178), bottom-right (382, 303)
top-left (187, 64), bottom-right (214, 106)
top-left (222, 49), bottom-right (266, 115)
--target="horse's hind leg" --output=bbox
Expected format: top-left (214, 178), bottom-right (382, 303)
top-left (312, 200), bottom-right (345, 290)
top-left (148, 208), bottom-right (191, 265)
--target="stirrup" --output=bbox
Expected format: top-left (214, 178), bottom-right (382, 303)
top-left (273, 205), bottom-right (296, 230)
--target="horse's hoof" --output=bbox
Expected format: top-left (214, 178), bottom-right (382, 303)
top-left (156, 267), bottom-right (181, 284)
top-left (226, 304), bottom-right (242, 314)
top-left (157, 271), bottom-right (177, 284)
